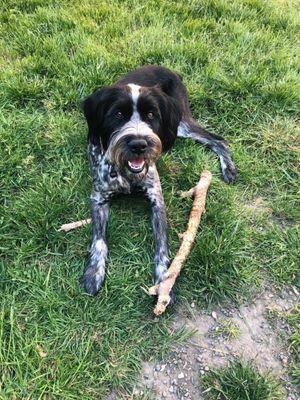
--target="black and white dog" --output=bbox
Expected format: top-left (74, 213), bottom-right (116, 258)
top-left (82, 65), bottom-right (237, 296)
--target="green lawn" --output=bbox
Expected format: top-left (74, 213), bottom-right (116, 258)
top-left (202, 361), bottom-right (284, 400)
top-left (0, 0), bottom-right (299, 398)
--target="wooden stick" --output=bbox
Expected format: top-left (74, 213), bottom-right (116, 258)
top-left (178, 187), bottom-right (196, 199)
top-left (148, 170), bottom-right (212, 316)
top-left (58, 218), bottom-right (91, 232)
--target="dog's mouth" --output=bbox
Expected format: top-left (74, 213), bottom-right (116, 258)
top-left (127, 157), bottom-right (145, 173)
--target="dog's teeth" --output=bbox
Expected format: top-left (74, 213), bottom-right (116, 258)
top-left (128, 160), bottom-right (145, 171)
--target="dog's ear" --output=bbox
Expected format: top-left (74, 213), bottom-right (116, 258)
top-left (158, 94), bottom-right (182, 151)
top-left (81, 88), bottom-right (108, 146)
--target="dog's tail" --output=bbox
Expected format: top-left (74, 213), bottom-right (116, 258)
top-left (177, 118), bottom-right (237, 184)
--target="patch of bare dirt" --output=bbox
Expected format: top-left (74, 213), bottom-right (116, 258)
top-left (244, 196), bottom-right (272, 215)
top-left (128, 288), bottom-right (299, 400)
top-left (243, 196), bottom-right (296, 229)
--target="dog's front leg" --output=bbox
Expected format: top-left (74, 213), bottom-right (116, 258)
top-left (145, 171), bottom-right (170, 285)
top-left (82, 195), bottom-right (110, 295)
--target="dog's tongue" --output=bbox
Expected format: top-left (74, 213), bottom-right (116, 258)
top-left (129, 157), bottom-right (144, 168)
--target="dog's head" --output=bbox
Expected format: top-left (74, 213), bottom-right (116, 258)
top-left (82, 83), bottom-right (181, 177)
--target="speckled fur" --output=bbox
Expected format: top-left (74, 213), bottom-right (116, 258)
top-left (82, 144), bottom-right (169, 295)
top-left (82, 65), bottom-right (237, 297)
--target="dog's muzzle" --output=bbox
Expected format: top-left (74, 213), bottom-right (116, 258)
top-left (107, 128), bottom-right (162, 175)
top-left (127, 138), bottom-right (147, 173)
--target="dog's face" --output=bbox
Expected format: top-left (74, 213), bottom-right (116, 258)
top-left (83, 83), bottom-right (181, 177)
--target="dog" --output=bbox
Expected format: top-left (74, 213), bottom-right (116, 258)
top-left (82, 65), bottom-right (237, 296)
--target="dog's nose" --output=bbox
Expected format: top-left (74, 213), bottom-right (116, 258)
top-left (128, 139), bottom-right (147, 154)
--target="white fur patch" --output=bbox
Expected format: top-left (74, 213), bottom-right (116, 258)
top-left (155, 262), bottom-right (167, 282)
top-left (177, 121), bottom-right (210, 145)
top-left (127, 83), bottom-right (141, 108)
top-left (95, 265), bottom-right (106, 286)
top-left (95, 239), bottom-right (106, 253)
top-left (177, 121), bottom-right (190, 138)
top-left (91, 239), bottom-right (108, 263)
top-left (219, 155), bottom-right (228, 174)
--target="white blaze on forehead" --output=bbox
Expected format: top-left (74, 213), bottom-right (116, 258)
top-left (127, 83), bottom-right (141, 107)
top-left (106, 82), bottom-right (161, 161)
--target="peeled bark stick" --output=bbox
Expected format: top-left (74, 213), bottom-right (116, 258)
top-left (149, 170), bottom-right (212, 316)
top-left (58, 218), bottom-right (91, 232)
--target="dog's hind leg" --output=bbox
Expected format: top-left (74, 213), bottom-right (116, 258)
top-left (177, 119), bottom-right (237, 184)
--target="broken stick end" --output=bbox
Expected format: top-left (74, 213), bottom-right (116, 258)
top-left (153, 295), bottom-right (171, 316)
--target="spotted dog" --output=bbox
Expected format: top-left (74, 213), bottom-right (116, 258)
top-left (82, 65), bottom-right (237, 296)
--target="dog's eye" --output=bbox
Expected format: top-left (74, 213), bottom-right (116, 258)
top-left (147, 112), bottom-right (154, 119)
top-left (115, 111), bottom-right (123, 119)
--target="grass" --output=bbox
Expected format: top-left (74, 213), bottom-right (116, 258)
top-left (267, 304), bottom-right (300, 386)
top-left (287, 306), bottom-right (300, 386)
top-left (201, 360), bottom-right (284, 400)
top-left (0, 0), bottom-right (299, 398)
top-left (211, 320), bottom-right (241, 340)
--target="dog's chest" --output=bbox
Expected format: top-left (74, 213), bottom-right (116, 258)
top-left (93, 155), bottom-right (147, 199)
top-left (96, 164), bottom-right (131, 195)
top-left (89, 147), bottom-right (154, 202)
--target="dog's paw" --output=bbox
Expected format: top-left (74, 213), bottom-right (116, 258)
top-left (221, 162), bottom-right (238, 184)
top-left (82, 265), bottom-right (105, 296)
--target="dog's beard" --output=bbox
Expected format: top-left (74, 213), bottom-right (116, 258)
top-left (106, 131), bottom-right (162, 178)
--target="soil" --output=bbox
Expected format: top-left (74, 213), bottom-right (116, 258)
top-left (109, 287), bottom-right (299, 399)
